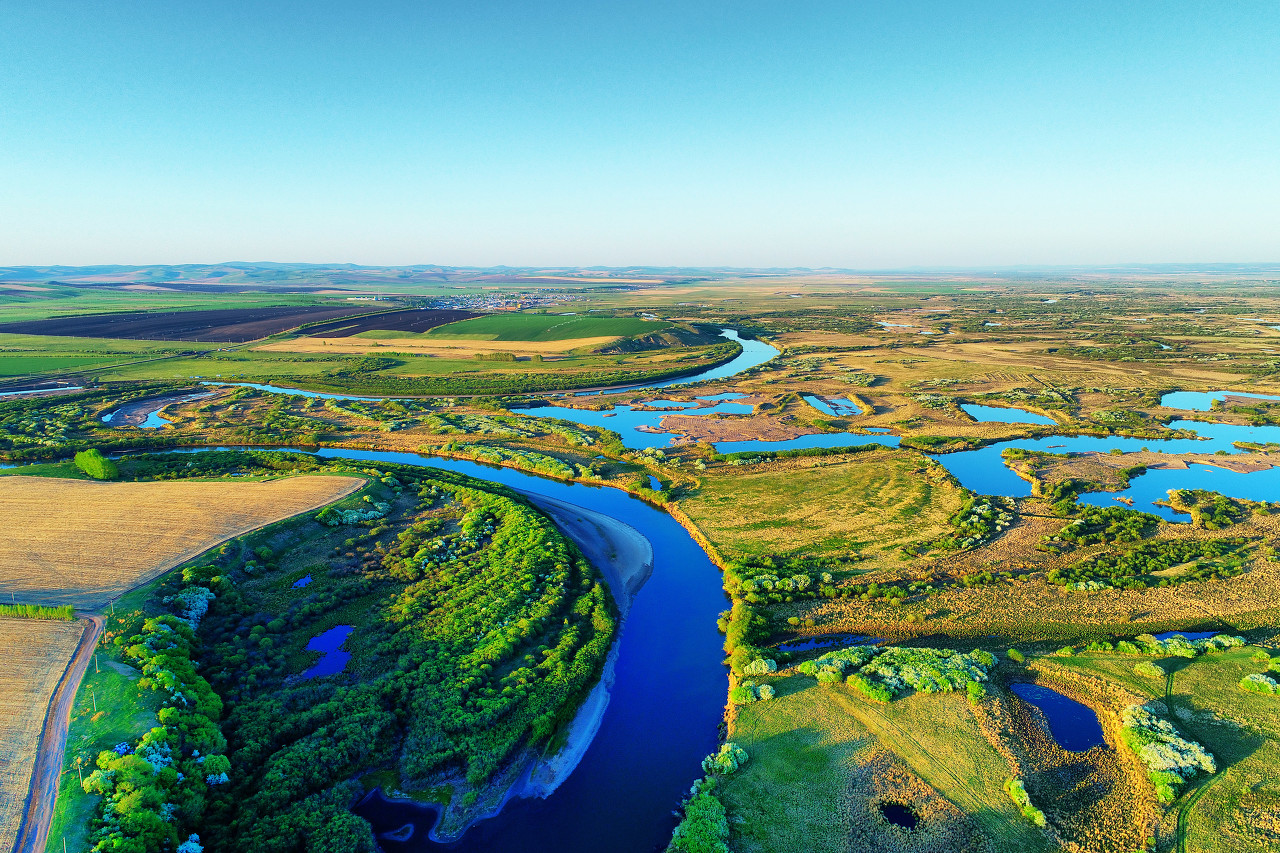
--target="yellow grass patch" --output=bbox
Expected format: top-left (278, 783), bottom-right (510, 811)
top-left (0, 617), bottom-right (84, 850)
top-left (0, 475), bottom-right (362, 608)
top-left (254, 336), bottom-right (618, 356)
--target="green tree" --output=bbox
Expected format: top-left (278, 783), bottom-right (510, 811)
top-left (74, 447), bottom-right (119, 480)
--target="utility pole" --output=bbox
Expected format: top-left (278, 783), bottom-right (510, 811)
top-left (91, 688), bottom-right (97, 713)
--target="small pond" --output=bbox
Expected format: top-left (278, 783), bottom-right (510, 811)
top-left (960, 404), bottom-right (1056, 426)
top-left (804, 395), bottom-right (864, 416)
top-left (292, 574), bottom-right (313, 589)
top-left (1160, 390), bottom-right (1280, 411)
top-left (1010, 683), bottom-right (1105, 752)
top-left (774, 634), bottom-right (882, 653)
top-left (302, 625), bottom-right (354, 679)
top-left (1152, 630), bottom-right (1218, 642)
top-left (878, 802), bottom-right (918, 829)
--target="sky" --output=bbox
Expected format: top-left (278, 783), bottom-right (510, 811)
top-left (1, 1), bottom-right (1278, 268)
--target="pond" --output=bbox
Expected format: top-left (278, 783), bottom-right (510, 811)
top-left (301, 625), bottom-right (354, 679)
top-left (804, 395), bottom-right (864, 416)
top-left (1010, 683), bottom-right (1105, 751)
top-left (1160, 390), bottom-right (1280, 410)
top-left (292, 574), bottom-right (312, 589)
top-left (1153, 630), bottom-right (1218, 642)
top-left (878, 802), bottom-right (918, 829)
top-left (163, 446), bottom-right (729, 852)
top-left (960, 403), bottom-right (1056, 426)
top-left (774, 634), bottom-right (881, 653)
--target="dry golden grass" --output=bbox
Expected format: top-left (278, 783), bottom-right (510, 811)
top-left (0, 475), bottom-right (361, 608)
top-left (254, 336), bottom-right (618, 356)
top-left (0, 617), bottom-right (84, 850)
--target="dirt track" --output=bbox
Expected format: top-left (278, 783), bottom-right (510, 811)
top-left (12, 615), bottom-right (102, 853)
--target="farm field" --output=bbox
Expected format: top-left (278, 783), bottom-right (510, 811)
top-left (425, 312), bottom-right (668, 340)
top-left (298, 308), bottom-right (479, 336)
top-left (0, 617), bottom-right (87, 853)
top-left (0, 475), bottom-right (362, 607)
top-left (0, 305), bottom-right (389, 342)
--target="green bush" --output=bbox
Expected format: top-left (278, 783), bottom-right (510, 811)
top-left (1004, 777), bottom-right (1047, 827)
top-left (1134, 661), bottom-right (1165, 679)
top-left (668, 778), bottom-right (730, 853)
top-left (701, 743), bottom-right (748, 776)
top-left (1006, 648), bottom-right (1025, 664)
top-left (0, 603), bottom-right (75, 620)
top-left (74, 447), bottom-right (119, 480)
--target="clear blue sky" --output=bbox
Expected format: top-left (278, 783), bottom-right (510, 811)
top-left (2, 1), bottom-right (1277, 267)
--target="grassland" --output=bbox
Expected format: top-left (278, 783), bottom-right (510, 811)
top-left (681, 449), bottom-right (965, 567)
top-left (1039, 646), bottom-right (1280, 852)
top-left (0, 475), bottom-right (362, 607)
top-left (0, 617), bottom-right (86, 852)
top-left (721, 673), bottom-right (1057, 853)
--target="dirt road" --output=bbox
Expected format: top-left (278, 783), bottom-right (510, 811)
top-left (13, 615), bottom-right (103, 853)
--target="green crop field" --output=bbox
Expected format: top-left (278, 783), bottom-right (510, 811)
top-left (427, 312), bottom-right (667, 341)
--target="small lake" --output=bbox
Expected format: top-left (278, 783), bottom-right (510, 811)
top-left (1010, 683), bottom-right (1105, 751)
top-left (302, 625), bottom-right (354, 678)
top-left (1160, 390), bottom-right (1280, 411)
top-left (804, 395), bottom-right (864, 416)
top-left (960, 404), bottom-right (1056, 426)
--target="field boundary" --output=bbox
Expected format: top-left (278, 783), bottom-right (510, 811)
top-left (13, 615), bottom-right (102, 853)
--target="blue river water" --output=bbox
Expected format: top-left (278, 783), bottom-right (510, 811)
top-left (960, 403), bottom-right (1056, 426)
top-left (804, 395), bottom-right (864, 416)
top-left (1009, 683), bottom-right (1105, 751)
top-left (192, 446), bottom-right (731, 853)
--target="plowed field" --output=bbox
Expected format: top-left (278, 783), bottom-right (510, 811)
top-left (0, 305), bottom-right (388, 342)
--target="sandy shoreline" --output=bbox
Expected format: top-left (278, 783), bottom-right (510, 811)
top-left (517, 493), bottom-right (654, 796)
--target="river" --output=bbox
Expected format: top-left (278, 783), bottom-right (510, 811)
top-left (166, 446), bottom-right (729, 853)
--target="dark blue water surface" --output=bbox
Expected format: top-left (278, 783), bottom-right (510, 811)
top-left (1009, 683), bottom-right (1105, 752)
top-left (227, 447), bottom-right (729, 853)
top-left (302, 625), bottom-right (354, 678)
top-left (1152, 631), bottom-right (1219, 642)
top-left (519, 398), bottom-right (753, 450)
top-left (292, 574), bottom-right (312, 589)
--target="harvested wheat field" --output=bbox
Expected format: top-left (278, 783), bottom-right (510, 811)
top-left (0, 617), bottom-right (84, 851)
top-left (0, 475), bottom-right (362, 608)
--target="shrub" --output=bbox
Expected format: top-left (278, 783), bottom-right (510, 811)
top-left (1134, 661), bottom-right (1165, 679)
top-left (1006, 648), bottom-right (1025, 664)
top-left (74, 447), bottom-right (119, 480)
top-left (701, 743), bottom-right (748, 776)
top-left (742, 657), bottom-right (777, 676)
top-left (668, 778), bottom-right (729, 853)
top-left (1120, 703), bottom-right (1215, 801)
top-left (1240, 673), bottom-right (1280, 695)
top-left (1004, 778), bottom-right (1047, 827)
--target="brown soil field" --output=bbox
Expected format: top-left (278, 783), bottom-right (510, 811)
top-left (0, 475), bottom-right (362, 608)
top-left (256, 336), bottom-right (620, 356)
top-left (0, 305), bottom-right (388, 342)
top-left (0, 617), bottom-right (85, 852)
top-left (297, 308), bottom-right (478, 336)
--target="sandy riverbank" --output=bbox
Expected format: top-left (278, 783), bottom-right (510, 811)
top-left (517, 493), bottom-right (654, 797)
